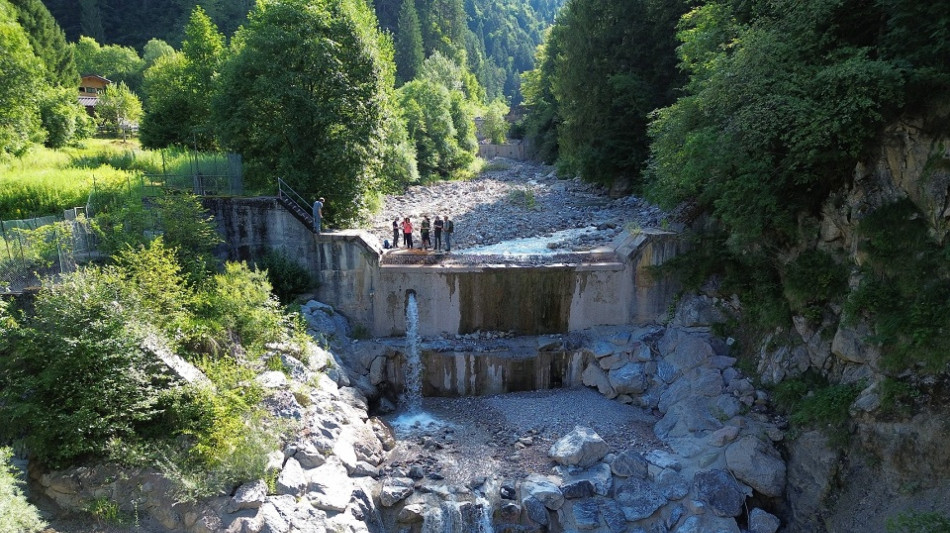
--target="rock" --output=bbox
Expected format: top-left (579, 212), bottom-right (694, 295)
top-left (306, 457), bottom-right (354, 512)
top-left (785, 430), bottom-right (839, 531)
top-left (408, 465), bottom-right (425, 480)
top-left (521, 474), bottom-right (565, 510)
top-left (380, 478), bottom-right (415, 507)
top-left (608, 362), bottom-right (647, 395)
top-left (693, 469), bottom-right (745, 518)
top-left (523, 496), bottom-right (549, 526)
top-left (227, 480), bottom-right (268, 513)
top-left (256, 498), bottom-right (291, 533)
top-left (498, 501), bottom-right (521, 522)
top-left (600, 499), bottom-right (627, 533)
top-left (708, 425), bottom-right (740, 447)
top-left (369, 417), bottom-right (396, 451)
top-left (749, 508), bottom-right (781, 533)
top-left (369, 356), bottom-right (386, 385)
top-left (724, 436), bottom-right (786, 498)
top-left (257, 371), bottom-right (289, 389)
top-left (549, 427), bottom-right (610, 468)
top-left (674, 514), bottom-right (740, 533)
top-left (657, 469), bottom-right (689, 501)
top-left (397, 503), bottom-right (425, 523)
top-left (572, 499), bottom-right (601, 530)
top-left (500, 482), bottom-right (516, 500)
top-left (614, 477), bottom-right (667, 521)
top-left (276, 458), bottom-right (307, 496)
top-left (556, 463), bottom-right (613, 496)
top-left (592, 340), bottom-right (616, 358)
top-left (294, 442), bottom-right (326, 469)
top-left (560, 479), bottom-right (595, 499)
top-left (610, 449), bottom-right (649, 478)
top-left (671, 294), bottom-right (727, 328)
top-left (583, 363), bottom-right (617, 398)
top-left (645, 449), bottom-right (681, 471)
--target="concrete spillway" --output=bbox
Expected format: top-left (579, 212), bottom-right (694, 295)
top-left (204, 196), bottom-right (683, 339)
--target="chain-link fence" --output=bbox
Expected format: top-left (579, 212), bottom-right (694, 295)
top-left (0, 208), bottom-right (97, 293)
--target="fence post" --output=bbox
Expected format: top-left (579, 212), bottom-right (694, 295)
top-left (0, 220), bottom-right (9, 262)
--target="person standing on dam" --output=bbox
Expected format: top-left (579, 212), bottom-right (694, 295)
top-left (312, 197), bottom-right (324, 233)
top-left (433, 215), bottom-right (444, 251)
top-left (402, 217), bottom-right (414, 248)
top-left (444, 216), bottom-right (453, 252)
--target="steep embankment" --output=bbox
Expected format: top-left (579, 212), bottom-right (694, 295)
top-left (748, 105), bottom-right (950, 531)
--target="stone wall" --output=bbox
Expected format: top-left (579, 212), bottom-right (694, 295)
top-left (204, 197), bottom-right (683, 337)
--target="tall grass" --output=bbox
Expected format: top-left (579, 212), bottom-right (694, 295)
top-left (0, 139), bottom-right (230, 219)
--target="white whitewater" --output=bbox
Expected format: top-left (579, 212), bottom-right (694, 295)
top-left (476, 496), bottom-right (494, 533)
top-left (405, 292), bottom-right (423, 413)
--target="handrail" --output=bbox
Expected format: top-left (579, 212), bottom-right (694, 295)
top-left (277, 177), bottom-right (312, 215)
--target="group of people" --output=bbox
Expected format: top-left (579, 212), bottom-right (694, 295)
top-left (314, 197), bottom-right (456, 253)
top-left (392, 215), bottom-right (454, 252)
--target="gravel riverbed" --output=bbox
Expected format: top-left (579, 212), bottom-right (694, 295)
top-left (366, 159), bottom-right (667, 255)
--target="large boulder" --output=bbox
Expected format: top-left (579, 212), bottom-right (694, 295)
top-left (549, 427), bottom-right (610, 468)
top-left (610, 449), bottom-right (649, 478)
top-left (614, 477), bottom-right (667, 521)
top-left (724, 436), bottom-right (786, 498)
top-left (521, 474), bottom-right (565, 510)
top-left (693, 469), bottom-right (745, 518)
top-left (379, 477), bottom-right (414, 507)
top-left (608, 362), bottom-right (648, 395)
top-left (276, 457), bottom-right (307, 496)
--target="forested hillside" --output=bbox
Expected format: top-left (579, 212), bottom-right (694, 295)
top-left (40, 0), bottom-right (564, 103)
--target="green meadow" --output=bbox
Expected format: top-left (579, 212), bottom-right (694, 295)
top-left (0, 139), bottom-right (229, 220)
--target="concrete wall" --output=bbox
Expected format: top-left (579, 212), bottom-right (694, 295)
top-left (206, 198), bottom-right (682, 336)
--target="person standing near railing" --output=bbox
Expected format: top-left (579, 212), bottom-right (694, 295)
top-left (312, 197), bottom-right (324, 233)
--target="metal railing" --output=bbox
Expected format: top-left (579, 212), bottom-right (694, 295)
top-left (277, 178), bottom-right (313, 217)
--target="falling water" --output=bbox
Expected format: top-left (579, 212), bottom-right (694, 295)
top-left (476, 497), bottom-right (494, 533)
top-left (405, 292), bottom-right (423, 413)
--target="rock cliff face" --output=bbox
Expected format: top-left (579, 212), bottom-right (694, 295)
top-left (751, 103), bottom-right (950, 531)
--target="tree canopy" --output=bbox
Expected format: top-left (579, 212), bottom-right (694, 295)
top-left (214, 0), bottom-right (409, 225)
top-left (0, 0), bottom-right (45, 157)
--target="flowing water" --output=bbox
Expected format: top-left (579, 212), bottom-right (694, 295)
top-left (404, 292), bottom-right (423, 413)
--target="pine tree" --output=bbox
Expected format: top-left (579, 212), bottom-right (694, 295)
top-left (79, 0), bottom-right (104, 41)
top-left (394, 0), bottom-right (423, 84)
top-left (8, 0), bottom-right (77, 86)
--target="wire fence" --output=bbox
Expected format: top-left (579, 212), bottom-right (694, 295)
top-left (0, 208), bottom-right (98, 293)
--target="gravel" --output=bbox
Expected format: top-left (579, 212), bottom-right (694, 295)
top-left (367, 159), bottom-right (666, 255)
top-left (381, 388), bottom-right (663, 486)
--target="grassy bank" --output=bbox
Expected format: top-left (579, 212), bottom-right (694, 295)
top-left (0, 139), bottom-right (229, 220)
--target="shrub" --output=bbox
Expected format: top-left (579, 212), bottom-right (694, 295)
top-left (252, 250), bottom-right (313, 304)
top-left (0, 447), bottom-right (46, 533)
top-left (200, 262), bottom-right (287, 358)
top-left (783, 249), bottom-right (848, 321)
top-left (844, 199), bottom-right (950, 371)
top-left (886, 511), bottom-right (950, 533)
top-left (0, 265), bottom-right (169, 467)
top-left (772, 372), bottom-right (861, 444)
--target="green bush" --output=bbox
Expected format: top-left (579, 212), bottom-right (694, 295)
top-left (845, 199), bottom-right (950, 371)
top-left (783, 249), bottom-right (848, 321)
top-left (199, 262), bottom-right (287, 358)
top-left (0, 264), bottom-right (170, 467)
top-left (886, 511), bottom-right (950, 533)
top-left (773, 372), bottom-right (861, 444)
top-left (0, 447), bottom-right (46, 533)
top-left (252, 250), bottom-right (313, 303)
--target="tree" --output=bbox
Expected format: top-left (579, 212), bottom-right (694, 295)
top-left (548, 0), bottom-right (691, 188)
top-left (73, 35), bottom-right (145, 90)
top-left (0, 0), bottom-right (45, 157)
top-left (521, 33), bottom-right (560, 163)
top-left (39, 85), bottom-right (94, 148)
top-left (143, 37), bottom-right (175, 67)
top-left (8, 0), bottom-right (77, 86)
top-left (394, 0), bottom-right (423, 84)
top-left (142, 7), bottom-right (226, 150)
top-left (398, 78), bottom-right (474, 179)
top-left (214, 0), bottom-right (411, 225)
top-left (96, 81), bottom-right (143, 138)
top-left (482, 99), bottom-right (509, 143)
